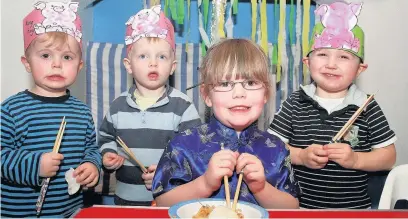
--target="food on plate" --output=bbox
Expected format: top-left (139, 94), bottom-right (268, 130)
top-left (193, 205), bottom-right (244, 219)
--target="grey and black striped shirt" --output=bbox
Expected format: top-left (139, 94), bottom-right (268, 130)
top-left (269, 83), bottom-right (396, 209)
top-left (99, 85), bottom-right (202, 203)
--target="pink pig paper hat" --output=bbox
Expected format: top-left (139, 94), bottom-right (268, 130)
top-left (309, 2), bottom-right (365, 61)
top-left (23, 0), bottom-right (83, 51)
top-left (125, 5), bottom-right (175, 53)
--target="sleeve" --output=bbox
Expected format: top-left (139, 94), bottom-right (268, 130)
top-left (178, 103), bottom-right (202, 132)
top-left (365, 98), bottom-right (397, 148)
top-left (268, 95), bottom-right (295, 143)
top-left (266, 138), bottom-right (300, 198)
top-left (1, 104), bottom-right (43, 187)
top-left (98, 109), bottom-right (118, 156)
top-left (81, 111), bottom-right (102, 172)
top-left (151, 136), bottom-right (195, 198)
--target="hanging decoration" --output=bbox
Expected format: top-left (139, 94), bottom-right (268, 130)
top-left (251, 0), bottom-right (257, 41)
top-left (88, 0), bottom-right (315, 87)
top-left (288, 0), bottom-right (295, 83)
top-left (198, 0), bottom-right (210, 49)
top-left (198, 0), bottom-right (210, 56)
top-left (293, 0), bottom-right (302, 86)
top-left (302, 0), bottom-right (311, 84)
top-left (150, 0), bottom-right (161, 7)
top-left (225, 0), bottom-right (234, 38)
top-left (259, 0), bottom-right (268, 53)
top-left (209, 0), bottom-right (227, 44)
top-left (184, 0), bottom-right (191, 52)
top-left (276, 0), bottom-right (287, 83)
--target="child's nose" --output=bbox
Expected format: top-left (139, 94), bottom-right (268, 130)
top-left (325, 57), bottom-right (337, 69)
top-left (232, 83), bottom-right (246, 98)
top-left (149, 59), bottom-right (158, 67)
top-left (52, 57), bottom-right (62, 68)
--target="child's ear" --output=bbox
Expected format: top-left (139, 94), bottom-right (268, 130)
top-left (302, 57), bottom-right (310, 68)
top-left (356, 63), bottom-right (368, 77)
top-left (21, 56), bottom-right (32, 73)
top-left (200, 85), bottom-right (212, 107)
top-left (170, 60), bottom-right (177, 76)
top-left (78, 60), bottom-right (84, 72)
top-left (123, 58), bottom-right (132, 75)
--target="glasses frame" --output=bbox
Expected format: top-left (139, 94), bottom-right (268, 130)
top-left (210, 80), bottom-right (265, 92)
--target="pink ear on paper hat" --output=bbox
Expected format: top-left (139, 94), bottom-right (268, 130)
top-left (23, 1), bottom-right (83, 51)
top-left (125, 5), bottom-right (175, 54)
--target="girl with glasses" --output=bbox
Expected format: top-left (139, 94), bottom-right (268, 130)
top-left (152, 39), bottom-right (299, 209)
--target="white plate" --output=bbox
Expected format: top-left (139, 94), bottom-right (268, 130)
top-left (168, 198), bottom-right (269, 218)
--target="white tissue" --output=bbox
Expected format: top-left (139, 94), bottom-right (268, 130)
top-left (65, 168), bottom-right (80, 195)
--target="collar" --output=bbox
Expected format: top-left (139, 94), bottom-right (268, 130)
top-left (208, 116), bottom-right (258, 150)
top-left (299, 83), bottom-right (368, 111)
top-left (126, 84), bottom-right (172, 109)
top-left (24, 89), bottom-right (70, 103)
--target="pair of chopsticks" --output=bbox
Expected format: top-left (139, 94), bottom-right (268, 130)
top-left (116, 137), bottom-right (148, 173)
top-left (331, 93), bottom-right (375, 143)
top-left (36, 117), bottom-right (67, 217)
top-left (220, 143), bottom-right (243, 211)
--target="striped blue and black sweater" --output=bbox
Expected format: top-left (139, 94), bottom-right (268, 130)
top-left (99, 85), bottom-right (202, 204)
top-left (1, 90), bottom-right (102, 218)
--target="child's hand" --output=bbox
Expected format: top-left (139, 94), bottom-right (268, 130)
top-left (324, 143), bottom-right (358, 169)
top-left (203, 150), bottom-right (239, 192)
top-left (142, 164), bottom-right (157, 190)
top-left (299, 144), bottom-right (329, 169)
top-left (73, 162), bottom-right (99, 188)
top-left (39, 152), bottom-right (64, 177)
top-left (236, 153), bottom-right (266, 194)
top-left (103, 152), bottom-right (125, 170)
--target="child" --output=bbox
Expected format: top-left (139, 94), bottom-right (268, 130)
top-left (151, 38), bottom-right (299, 209)
top-left (1, 1), bottom-right (102, 217)
top-left (269, 2), bottom-right (396, 209)
top-left (99, 5), bottom-right (202, 206)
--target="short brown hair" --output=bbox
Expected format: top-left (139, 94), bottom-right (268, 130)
top-left (199, 38), bottom-right (271, 99)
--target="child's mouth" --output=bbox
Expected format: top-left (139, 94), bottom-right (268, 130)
top-left (148, 72), bottom-right (159, 80)
top-left (47, 75), bottom-right (65, 81)
top-left (229, 106), bottom-right (250, 113)
top-left (323, 73), bottom-right (339, 78)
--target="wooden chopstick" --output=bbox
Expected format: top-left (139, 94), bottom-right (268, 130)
top-left (232, 171), bottom-right (243, 210)
top-left (54, 123), bottom-right (66, 153)
top-left (116, 137), bottom-right (148, 173)
top-left (332, 93), bottom-right (375, 142)
top-left (220, 143), bottom-right (231, 208)
top-left (52, 117), bottom-right (66, 153)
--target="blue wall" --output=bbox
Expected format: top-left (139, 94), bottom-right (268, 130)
top-left (92, 0), bottom-right (315, 44)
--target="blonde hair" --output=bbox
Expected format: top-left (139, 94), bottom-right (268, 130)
top-left (200, 38), bottom-right (271, 99)
top-left (25, 32), bottom-right (81, 57)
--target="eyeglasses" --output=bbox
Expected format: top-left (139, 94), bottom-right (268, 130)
top-left (211, 80), bottom-right (264, 92)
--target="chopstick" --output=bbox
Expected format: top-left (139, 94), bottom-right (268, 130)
top-left (116, 137), bottom-right (148, 174)
top-left (331, 93), bottom-right (376, 143)
top-left (220, 143), bottom-right (231, 208)
top-left (53, 117), bottom-right (66, 153)
top-left (36, 116), bottom-right (66, 216)
top-left (232, 170), bottom-right (244, 210)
